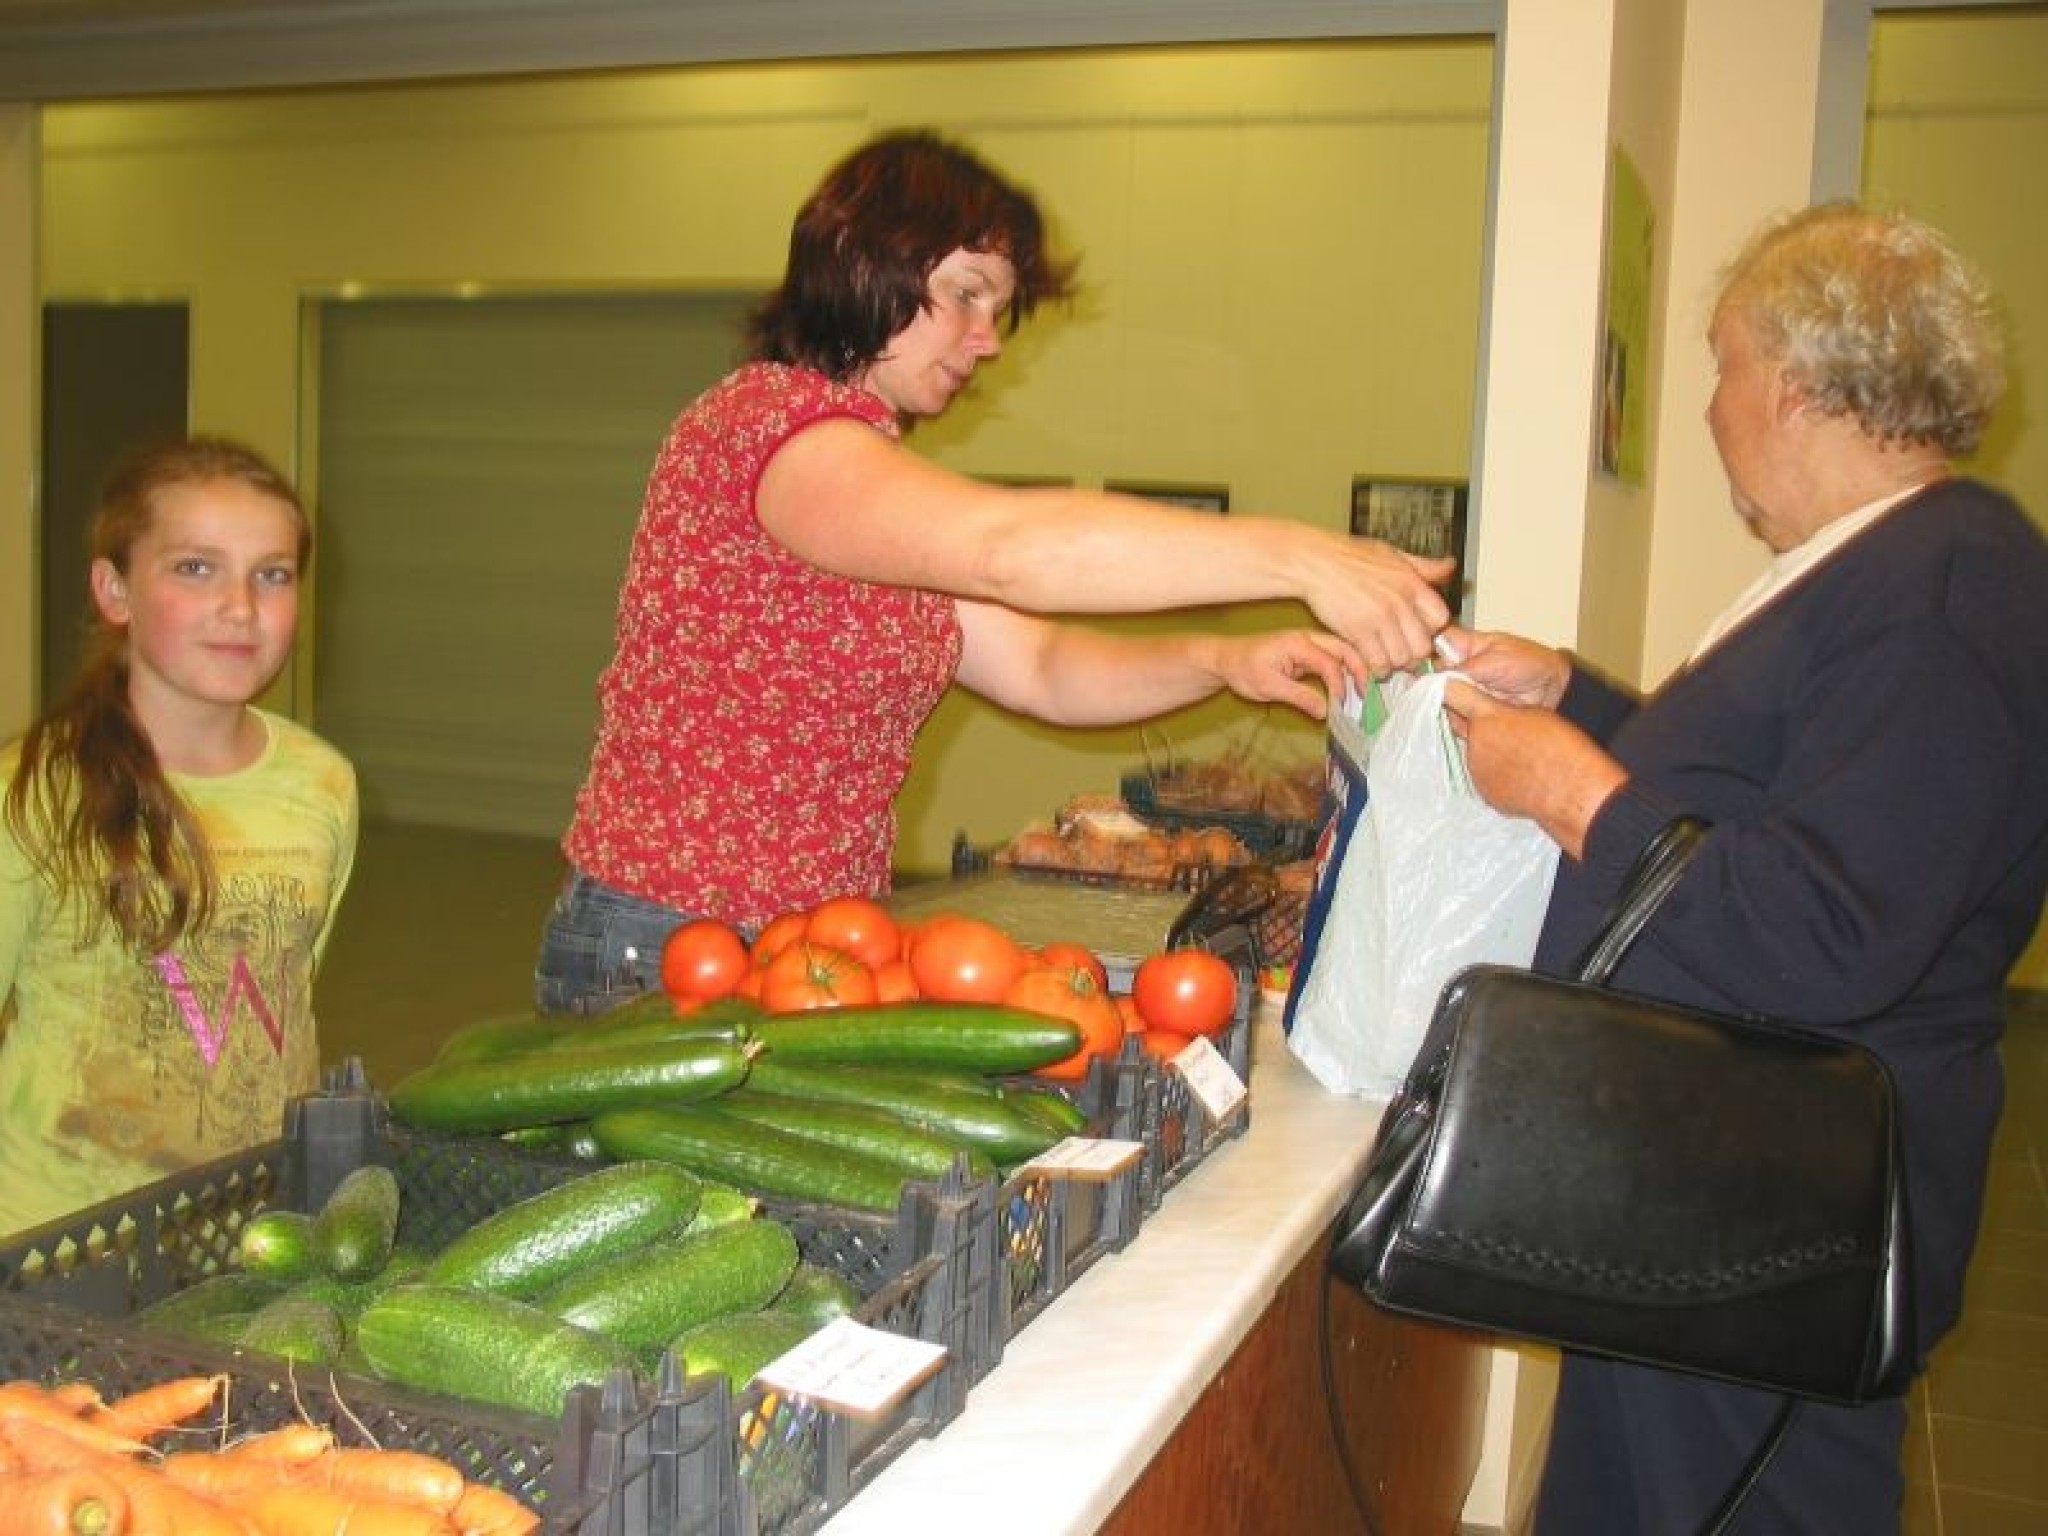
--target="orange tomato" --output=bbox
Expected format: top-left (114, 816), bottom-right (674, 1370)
top-left (1036, 940), bottom-right (1108, 991)
top-left (872, 957), bottom-right (919, 1003)
top-left (659, 919), bottom-right (750, 1002)
top-left (804, 895), bottom-right (901, 971)
top-left (909, 915), bottom-right (1028, 1003)
top-left (760, 942), bottom-right (877, 1012)
top-left (1113, 995), bottom-right (1146, 1035)
top-left (1008, 965), bottom-right (1122, 1082)
top-left (749, 911), bottom-right (809, 967)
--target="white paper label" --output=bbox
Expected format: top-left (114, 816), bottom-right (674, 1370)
top-left (753, 1316), bottom-right (948, 1419)
top-left (1021, 1136), bottom-right (1146, 1179)
top-left (1173, 1034), bottom-right (1248, 1122)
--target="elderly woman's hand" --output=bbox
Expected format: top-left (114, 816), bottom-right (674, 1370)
top-left (1439, 626), bottom-right (1573, 710)
top-left (1215, 629), bottom-right (1365, 721)
top-left (1443, 677), bottom-right (1628, 859)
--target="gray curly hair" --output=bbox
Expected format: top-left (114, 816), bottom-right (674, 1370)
top-left (1714, 202), bottom-right (2004, 456)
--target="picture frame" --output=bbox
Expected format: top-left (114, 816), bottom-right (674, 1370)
top-left (1106, 479), bottom-right (1230, 514)
top-left (983, 473), bottom-right (1073, 490)
top-left (1349, 476), bottom-right (1468, 568)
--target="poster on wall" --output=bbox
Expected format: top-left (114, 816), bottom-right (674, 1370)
top-left (1600, 144), bottom-right (1654, 486)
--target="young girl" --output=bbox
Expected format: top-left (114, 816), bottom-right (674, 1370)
top-left (0, 435), bottom-right (358, 1236)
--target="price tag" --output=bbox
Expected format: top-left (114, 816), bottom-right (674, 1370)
top-left (1171, 1034), bottom-right (1248, 1123)
top-left (1020, 1136), bottom-right (1146, 1180)
top-left (753, 1316), bottom-right (948, 1420)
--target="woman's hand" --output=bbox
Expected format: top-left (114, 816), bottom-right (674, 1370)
top-left (1439, 626), bottom-right (1572, 710)
top-left (1295, 535), bottom-right (1455, 677)
top-left (1442, 678), bottom-right (1627, 860)
top-left (1213, 630), bottom-right (1365, 721)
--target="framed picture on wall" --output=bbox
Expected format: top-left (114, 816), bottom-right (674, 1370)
top-left (983, 473), bottom-right (1073, 490)
top-left (1350, 476), bottom-right (1468, 567)
top-left (1105, 480), bottom-right (1229, 514)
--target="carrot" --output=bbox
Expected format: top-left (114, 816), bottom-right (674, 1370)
top-left (90, 1376), bottom-right (226, 1443)
top-left (0, 1466), bottom-right (130, 1535)
top-left (448, 1482), bottom-right (538, 1536)
top-left (0, 1413), bottom-right (153, 1471)
top-left (309, 1448), bottom-right (464, 1515)
top-left (86, 1455), bottom-right (250, 1536)
top-left (221, 1425), bottom-right (334, 1466)
top-left (237, 1485), bottom-right (455, 1535)
top-left (157, 1451), bottom-right (298, 1500)
top-left (46, 1383), bottom-right (105, 1416)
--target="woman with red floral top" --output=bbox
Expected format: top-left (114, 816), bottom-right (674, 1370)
top-left (538, 128), bottom-right (1454, 1013)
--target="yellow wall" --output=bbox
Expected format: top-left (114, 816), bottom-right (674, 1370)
top-left (33, 42), bottom-right (1495, 872)
top-left (0, 105), bottom-right (32, 737)
top-left (1863, 7), bottom-right (2048, 990)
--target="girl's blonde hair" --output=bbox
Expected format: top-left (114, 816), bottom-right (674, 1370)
top-left (4, 435), bottom-right (309, 952)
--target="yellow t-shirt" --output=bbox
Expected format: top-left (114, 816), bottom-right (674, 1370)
top-left (0, 710), bottom-right (358, 1236)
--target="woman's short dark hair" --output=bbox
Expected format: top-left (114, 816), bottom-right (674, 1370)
top-left (748, 129), bottom-right (1077, 379)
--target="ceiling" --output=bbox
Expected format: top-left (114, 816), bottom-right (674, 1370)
top-left (0, 0), bottom-right (1500, 102)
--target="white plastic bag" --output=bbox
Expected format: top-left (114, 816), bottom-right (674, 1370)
top-left (1287, 670), bottom-right (1559, 1099)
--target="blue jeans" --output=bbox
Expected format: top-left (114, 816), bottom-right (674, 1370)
top-left (533, 868), bottom-right (693, 1016)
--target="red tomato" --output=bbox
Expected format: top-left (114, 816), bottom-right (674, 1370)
top-left (1006, 966), bottom-right (1123, 1082)
top-left (1036, 940), bottom-right (1108, 992)
top-left (1132, 949), bottom-right (1238, 1037)
top-left (804, 895), bottom-right (901, 971)
top-left (908, 916), bottom-right (1028, 1003)
top-left (760, 941), bottom-right (878, 1012)
top-left (659, 919), bottom-right (750, 1003)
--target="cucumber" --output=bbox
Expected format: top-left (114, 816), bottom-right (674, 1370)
top-left (1001, 1085), bottom-right (1091, 1137)
top-left (769, 1264), bottom-right (862, 1328)
top-left (684, 1182), bottom-right (758, 1235)
top-left (423, 1161), bottom-right (702, 1298)
top-left (313, 1164), bottom-right (400, 1282)
top-left (237, 1294), bottom-right (347, 1364)
top-left (538, 1217), bottom-right (800, 1357)
top-left (742, 1059), bottom-right (1061, 1165)
top-left (388, 1037), bottom-right (752, 1133)
top-left (287, 1247), bottom-right (429, 1319)
top-left (667, 1310), bottom-right (816, 1390)
top-left (356, 1284), bottom-right (637, 1419)
top-left (750, 1002), bottom-right (1078, 1072)
top-left (592, 1105), bottom-right (910, 1214)
top-left (237, 1210), bottom-right (319, 1282)
top-left (709, 1094), bottom-right (994, 1181)
top-left (138, 1272), bottom-right (285, 1337)
top-left (436, 995), bottom-right (760, 1065)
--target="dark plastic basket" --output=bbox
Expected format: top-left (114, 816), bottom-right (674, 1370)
top-left (0, 1066), bottom-right (981, 1536)
top-left (1120, 770), bottom-right (1316, 862)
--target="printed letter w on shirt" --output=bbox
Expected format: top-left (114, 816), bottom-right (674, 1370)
top-left (154, 952), bottom-right (286, 1068)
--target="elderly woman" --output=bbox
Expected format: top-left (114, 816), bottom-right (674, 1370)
top-left (1443, 203), bottom-right (2048, 1532)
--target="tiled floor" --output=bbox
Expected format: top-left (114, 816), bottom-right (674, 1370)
top-left (319, 820), bottom-right (2048, 1533)
top-left (1905, 992), bottom-right (2048, 1535)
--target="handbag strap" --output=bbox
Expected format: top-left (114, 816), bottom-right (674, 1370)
top-left (1570, 815), bottom-right (1710, 985)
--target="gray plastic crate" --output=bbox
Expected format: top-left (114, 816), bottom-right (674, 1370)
top-left (0, 1064), bottom-right (980, 1535)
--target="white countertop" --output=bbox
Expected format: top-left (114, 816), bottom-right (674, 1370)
top-left (827, 1010), bottom-right (1389, 1534)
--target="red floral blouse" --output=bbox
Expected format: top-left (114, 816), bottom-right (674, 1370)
top-left (564, 363), bottom-right (964, 930)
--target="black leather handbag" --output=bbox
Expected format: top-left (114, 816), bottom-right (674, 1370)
top-left (1328, 817), bottom-right (1916, 1407)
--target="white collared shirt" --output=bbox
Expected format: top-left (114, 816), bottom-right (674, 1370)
top-left (1689, 484), bottom-right (1933, 664)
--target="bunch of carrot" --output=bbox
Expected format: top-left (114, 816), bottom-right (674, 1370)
top-left (0, 1374), bottom-right (539, 1535)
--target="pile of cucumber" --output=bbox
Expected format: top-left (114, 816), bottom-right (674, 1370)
top-left (385, 995), bottom-right (1097, 1212)
top-left (143, 1159), bottom-right (862, 1419)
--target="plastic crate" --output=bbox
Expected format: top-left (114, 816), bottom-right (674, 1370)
top-left (1105, 930), bottom-right (1258, 1212)
top-left (1119, 770), bottom-right (1315, 862)
top-left (0, 1066), bottom-right (980, 1536)
top-left (982, 1053), bottom-right (1147, 1358)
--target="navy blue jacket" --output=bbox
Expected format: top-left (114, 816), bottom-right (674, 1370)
top-left (1534, 478), bottom-right (2048, 1351)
